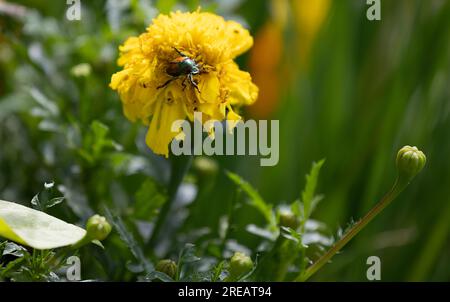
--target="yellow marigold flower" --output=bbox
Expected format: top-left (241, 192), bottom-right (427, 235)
top-left (110, 11), bottom-right (258, 157)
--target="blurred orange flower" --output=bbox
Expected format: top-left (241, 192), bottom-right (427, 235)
top-left (249, 21), bottom-right (283, 119)
top-left (249, 0), bottom-right (330, 119)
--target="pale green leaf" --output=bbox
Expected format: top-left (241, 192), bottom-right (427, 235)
top-left (226, 171), bottom-right (275, 227)
top-left (301, 159), bottom-right (325, 220)
top-left (0, 200), bottom-right (86, 250)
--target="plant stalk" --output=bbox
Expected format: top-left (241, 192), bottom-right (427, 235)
top-left (146, 154), bottom-right (192, 250)
top-left (296, 178), bottom-right (408, 281)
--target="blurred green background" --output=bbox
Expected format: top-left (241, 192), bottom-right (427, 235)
top-left (0, 0), bottom-right (449, 281)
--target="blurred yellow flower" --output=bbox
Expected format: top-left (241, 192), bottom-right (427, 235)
top-left (110, 11), bottom-right (258, 157)
top-left (293, 0), bottom-right (331, 67)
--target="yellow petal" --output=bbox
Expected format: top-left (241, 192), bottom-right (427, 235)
top-left (197, 102), bottom-right (225, 121)
top-left (110, 69), bottom-right (132, 91)
top-left (221, 62), bottom-right (259, 106)
top-left (146, 93), bottom-right (187, 157)
top-left (117, 37), bottom-right (142, 66)
top-left (225, 20), bottom-right (254, 59)
top-left (197, 73), bottom-right (220, 103)
top-left (226, 106), bottom-right (242, 133)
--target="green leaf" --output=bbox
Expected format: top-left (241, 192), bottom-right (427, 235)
top-left (103, 207), bottom-right (153, 274)
top-left (226, 171), bottom-right (275, 228)
top-left (0, 200), bottom-right (86, 250)
top-left (246, 224), bottom-right (277, 241)
top-left (134, 179), bottom-right (167, 220)
top-left (0, 256), bottom-right (27, 280)
top-left (178, 243), bottom-right (200, 265)
top-left (211, 260), bottom-right (226, 282)
top-left (82, 120), bottom-right (122, 163)
top-left (143, 271), bottom-right (174, 282)
top-left (2, 242), bottom-right (27, 257)
top-left (301, 159), bottom-right (325, 220)
top-left (30, 194), bottom-right (41, 210)
top-left (29, 87), bottom-right (59, 116)
top-left (45, 197), bottom-right (65, 209)
top-left (252, 231), bottom-right (303, 281)
top-left (177, 243), bottom-right (200, 281)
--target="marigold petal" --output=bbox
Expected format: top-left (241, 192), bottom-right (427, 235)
top-left (221, 62), bottom-right (259, 106)
top-left (146, 91), bottom-right (187, 157)
top-left (197, 103), bottom-right (224, 120)
top-left (197, 73), bottom-right (220, 103)
top-left (226, 106), bottom-right (242, 133)
top-left (225, 20), bottom-right (254, 59)
top-left (117, 37), bottom-right (142, 66)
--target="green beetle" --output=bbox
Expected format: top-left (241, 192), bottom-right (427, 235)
top-left (157, 47), bottom-right (201, 92)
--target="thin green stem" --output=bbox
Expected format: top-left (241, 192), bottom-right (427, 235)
top-left (296, 178), bottom-right (409, 282)
top-left (220, 189), bottom-right (240, 254)
top-left (146, 154), bottom-right (193, 250)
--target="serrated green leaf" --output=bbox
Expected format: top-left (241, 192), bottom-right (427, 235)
top-left (226, 171), bottom-right (275, 228)
top-left (301, 159), bottom-right (325, 220)
top-left (211, 260), bottom-right (226, 282)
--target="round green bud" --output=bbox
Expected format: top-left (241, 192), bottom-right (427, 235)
top-left (193, 157), bottom-right (219, 176)
top-left (86, 215), bottom-right (112, 241)
top-left (396, 146), bottom-right (426, 181)
top-left (229, 252), bottom-right (253, 278)
top-left (279, 210), bottom-right (300, 229)
top-left (70, 63), bottom-right (92, 77)
top-left (155, 259), bottom-right (177, 279)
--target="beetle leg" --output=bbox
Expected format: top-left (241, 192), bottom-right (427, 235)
top-left (181, 76), bottom-right (187, 91)
top-left (157, 78), bottom-right (175, 90)
top-left (189, 74), bottom-right (200, 93)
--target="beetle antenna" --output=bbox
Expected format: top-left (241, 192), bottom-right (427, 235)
top-left (173, 47), bottom-right (186, 57)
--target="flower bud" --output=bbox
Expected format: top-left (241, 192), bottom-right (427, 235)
top-left (155, 259), bottom-right (177, 279)
top-left (193, 157), bottom-right (219, 177)
top-left (279, 210), bottom-right (299, 229)
top-left (229, 252), bottom-right (253, 278)
top-left (86, 215), bottom-right (112, 241)
top-left (71, 63), bottom-right (92, 77)
top-left (396, 146), bottom-right (426, 181)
